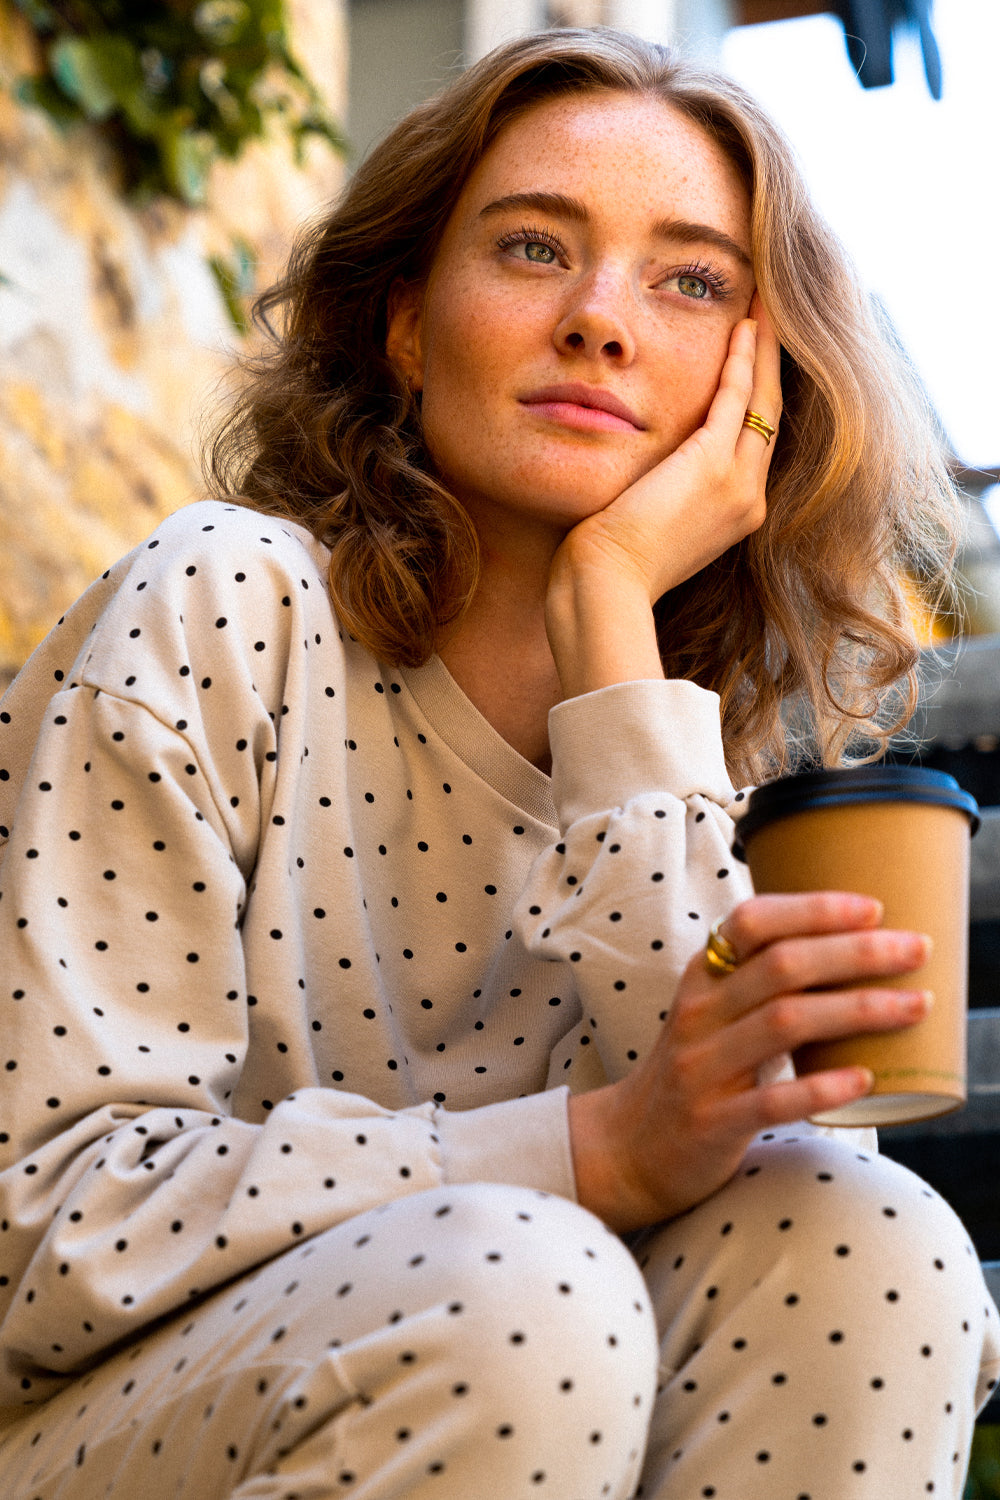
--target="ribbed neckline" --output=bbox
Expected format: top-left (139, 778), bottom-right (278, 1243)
top-left (399, 654), bottom-right (557, 828)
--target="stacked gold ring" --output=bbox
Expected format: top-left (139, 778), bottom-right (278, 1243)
top-left (704, 919), bottom-right (739, 977)
top-left (742, 409), bottom-right (776, 445)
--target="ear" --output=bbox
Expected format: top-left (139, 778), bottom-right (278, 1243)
top-left (385, 278), bottom-right (425, 392)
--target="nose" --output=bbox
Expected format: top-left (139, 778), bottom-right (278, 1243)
top-left (553, 272), bottom-right (636, 364)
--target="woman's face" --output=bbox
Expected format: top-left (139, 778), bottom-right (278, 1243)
top-left (387, 90), bottom-right (755, 544)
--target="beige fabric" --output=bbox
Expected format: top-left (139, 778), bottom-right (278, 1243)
top-left (1, 501), bottom-right (748, 1407)
top-left (0, 1138), bottom-right (997, 1498)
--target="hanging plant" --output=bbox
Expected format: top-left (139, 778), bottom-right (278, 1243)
top-left (11, 0), bottom-right (345, 207)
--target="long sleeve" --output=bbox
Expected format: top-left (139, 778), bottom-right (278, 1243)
top-left (514, 681), bottom-right (877, 1161)
top-left (0, 685), bottom-right (446, 1402)
top-left (0, 504), bottom-right (576, 1408)
top-left (515, 679), bottom-right (753, 1088)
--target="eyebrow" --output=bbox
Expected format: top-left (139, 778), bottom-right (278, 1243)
top-left (478, 191), bottom-right (752, 270)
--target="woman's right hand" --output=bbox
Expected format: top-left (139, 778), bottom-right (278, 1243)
top-left (544, 298), bottom-right (781, 701)
top-left (567, 892), bottom-right (933, 1234)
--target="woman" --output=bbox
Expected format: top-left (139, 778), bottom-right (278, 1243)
top-left (0, 27), bottom-right (996, 1500)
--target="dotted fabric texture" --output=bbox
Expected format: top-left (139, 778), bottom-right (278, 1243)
top-left (0, 501), bottom-right (749, 1407)
top-left (0, 1148), bottom-right (997, 1497)
top-left (0, 502), bottom-right (998, 1498)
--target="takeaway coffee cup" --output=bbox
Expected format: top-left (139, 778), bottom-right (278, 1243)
top-left (736, 765), bottom-right (979, 1127)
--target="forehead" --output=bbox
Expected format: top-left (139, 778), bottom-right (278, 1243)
top-left (450, 89), bottom-right (750, 242)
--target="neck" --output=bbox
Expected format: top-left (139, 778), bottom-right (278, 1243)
top-left (437, 523), bottom-right (564, 774)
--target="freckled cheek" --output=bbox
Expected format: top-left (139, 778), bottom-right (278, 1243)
top-left (416, 320), bottom-right (508, 488)
top-left (419, 296), bottom-right (533, 452)
top-left (422, 327), bottom-right (512, 423)
top-left (651, 319), bottom-right (733, 422)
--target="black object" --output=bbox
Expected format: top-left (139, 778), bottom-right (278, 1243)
top-left (735, 764), bottom-right (980, 851)
top-left (828, 0), bottom-right (943, 98)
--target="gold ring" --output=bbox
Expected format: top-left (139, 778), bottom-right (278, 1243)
top-left (742, 409), bottom-right (776, 445)
top-left (704, 919), bottom-right (738, 977)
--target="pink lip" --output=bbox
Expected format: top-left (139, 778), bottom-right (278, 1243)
top-left (520, 383), bottom-right (646, 432)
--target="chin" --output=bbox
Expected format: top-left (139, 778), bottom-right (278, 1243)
top-left (437, 449), bottom-right (656, 535)
top-left (500, 482), bottom-right (627, 533)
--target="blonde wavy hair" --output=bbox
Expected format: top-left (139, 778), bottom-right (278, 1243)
top-left (206, 27), bottom-right (959, 784)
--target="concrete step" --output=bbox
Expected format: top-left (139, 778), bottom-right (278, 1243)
top-left (972, 808), bottom-right (1000, 922)
top-left (982, 1263), bottom-right (1000, 1423)
top-left (985, 1262), bottom-right (1000, 1306)
top-left (889, 1009), bottom-right (1000, 1139)
top-left (910, 635), bottom-right (1000, 745)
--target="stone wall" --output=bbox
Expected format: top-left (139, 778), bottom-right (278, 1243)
top-left (0, 0), bottom-right (347, 690)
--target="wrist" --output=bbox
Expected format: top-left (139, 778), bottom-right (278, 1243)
top-left (545, 552), bottom-right (664, 699)
top-left (568, 1086), bottom-right (655, 1235)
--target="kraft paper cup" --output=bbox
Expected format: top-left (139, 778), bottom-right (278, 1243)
top-left (736, 766), bottom-right (979, 1127)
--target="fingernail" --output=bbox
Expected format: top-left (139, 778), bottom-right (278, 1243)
top-left (911, 933), bottom-right (933, 963)
top-left (901, 989), bottom-right (933, 1022)
top-left (856, 1067), bottom-right (876, 1094)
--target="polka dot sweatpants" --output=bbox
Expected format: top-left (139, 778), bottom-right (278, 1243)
top-left (1, 1132), bottom-right (998, 1500)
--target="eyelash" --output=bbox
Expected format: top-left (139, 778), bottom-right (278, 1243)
top-left (665, 260), bottom-right (732, 301)
top-left (495, 227), bottom-right (733, 303)
top-left (495, 224), bottom-right (566, 259)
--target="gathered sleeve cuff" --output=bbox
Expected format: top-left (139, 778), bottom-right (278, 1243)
top-left (435, 1087), bottom-right (576, 1199)
top-left (524, 680), bottom-right (754, 1091)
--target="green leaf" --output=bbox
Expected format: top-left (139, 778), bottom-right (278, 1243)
top-left (161, 126), bottom-right (215, 205)
top-left (15, 0), bottom-right (344, 205)
top-left (118, 83), bottom-right (164, 138)
top-left (292, 116), bottom-right (347, 162)
top-left (15, 74), bottom-right (80, 130)
top-left (208, 237), bottom-right (257, 334)
top-left (243, 0), bottom-right (287, 47)
top-left (50, 35), bottom-right (143, 122)
top-left (12, 0), bottom-right (59, 32)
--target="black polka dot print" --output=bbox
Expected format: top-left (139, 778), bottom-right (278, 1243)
top-left (0, 503), bottom-right (997, 1496)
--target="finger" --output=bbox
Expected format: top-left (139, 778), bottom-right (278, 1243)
top-left (748, 291), bottom-right (782, 424)
top-left (700, 316), bottom-right (757, 442)
top-left (721, 926), bottom-right (932, 1020)
top-left (719, 890), bottom-right (885, 962)
top-left (716, 1066), bottom-right (876, 1138)
top-left (709, 981), bottom-right (932, 1082)
top-left (736, 293), bottom-right (781, 463)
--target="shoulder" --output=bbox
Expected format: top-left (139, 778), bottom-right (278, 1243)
top-left (61, 501), bottom-right (345, 739)
top-left (0, 503), bottom-right (348, 831)
top-left (74, 501), bottom-right (336, 679)
top-left (139, 500), bottom-right (330, 592)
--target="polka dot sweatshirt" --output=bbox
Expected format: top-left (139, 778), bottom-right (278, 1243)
top-left (0, 500), bottom-right (751, 1409)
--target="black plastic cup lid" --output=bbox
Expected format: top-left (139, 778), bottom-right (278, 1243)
top-left (737, 765), bottom-right (980, 847)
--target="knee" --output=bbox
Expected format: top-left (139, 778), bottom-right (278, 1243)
top-left (642, 1131), bottom-right (993, 1395)
top-left (725, 1131), bottom-right (989, 1324)
top-left (422, 1182), bottom-right (654, 1325)
top-left (742, 1132), bottom-right (976, 1259)
top-left (411, 1184), bottom-right (659, 1411)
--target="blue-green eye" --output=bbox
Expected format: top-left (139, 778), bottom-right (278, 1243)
top-left (663, 264), bottom-right (732, 300)
top-left (497, 227), bottom-right (564, 263)
top-left (677, 273), bottom-right (709, 299)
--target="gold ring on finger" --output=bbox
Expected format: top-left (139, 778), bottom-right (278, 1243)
top-left (704, 918), bottom-right (739, 977)
top-left (742, 409), bottom-right (776, 445)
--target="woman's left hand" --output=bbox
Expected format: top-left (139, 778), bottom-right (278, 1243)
top-left (545, 293), bottom-right (782, 696)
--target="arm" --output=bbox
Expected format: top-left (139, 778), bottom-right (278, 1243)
top-left (0, 686), bottom-right (452, 1405)
top-left (531, 305), bottom-right (929, 1234)
top-left (516, 678), bottom-right (751, 1086)
top-left (0, 507), bottom-right (577, 1407)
